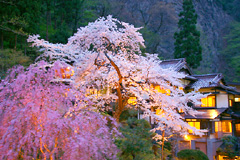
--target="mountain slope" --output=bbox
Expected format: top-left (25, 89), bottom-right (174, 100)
top-left (106, 0), bottom-right (233, 75)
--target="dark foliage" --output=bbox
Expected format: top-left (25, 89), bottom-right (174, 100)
top-left (177, 149), bottom-right (209, 160)
top-left (115, 117), bottom-right (157, 160)
top-left (174, 0), bottom-right (202, 69)
top-left (217, 136), bottom-right (239, 159)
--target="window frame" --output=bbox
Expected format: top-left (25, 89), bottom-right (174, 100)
top-left (221, 120), bottom-right (232, 133)
top-left (201, 94), bottom-right (216, 107)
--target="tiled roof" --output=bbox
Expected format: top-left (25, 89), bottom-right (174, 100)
top-left (160, 58), bottom-right (240, 94)
top-left (160, 58), bottom-right (183, 69)
top-left (187, 73), bottom-right (223, 89)
top-left (187, 73), bottom-right (237, 92)
top-left (160, 58), bottom-right (193, 75)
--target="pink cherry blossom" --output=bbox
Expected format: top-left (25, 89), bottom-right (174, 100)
top-left (27, 16), bottom-right (205, 137)
top-left (0, 61), bottom-right (119, 160)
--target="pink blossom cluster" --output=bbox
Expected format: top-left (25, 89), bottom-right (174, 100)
top-left (0, 61), bottom-right (119, 160)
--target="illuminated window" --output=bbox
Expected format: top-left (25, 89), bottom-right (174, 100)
top-left (215, 121), bottom-right (222, 132)
top-left (235, 123), bottom-right (240, 136)
top-left (154, 85), bottom-right (170, 96)
top-left (201, 95), bottom-right (215, 107)
top-left (217, 155), bottom-right (229, 160)
top-left (188, 121), bottom-right (200, 133)
top-left (222, 120), bottom-right (232, 133)
top-left (127, 97), bottom-right (137, 105)
top-left (235, 98), bottom-right (240, 102)
top-left (229, 95), bottom-right (234, 107)
top-left (156, 109), bottom-right (165, 116)
top-left (186, 119), bottom-right (196, 122)
top-left (229, 100), bottom-right (233, 107)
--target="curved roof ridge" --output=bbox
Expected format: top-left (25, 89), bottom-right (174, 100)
top-left (192, 73), bottom-right (221, 77)
top-left (161, 58), bottom-right (185, 62)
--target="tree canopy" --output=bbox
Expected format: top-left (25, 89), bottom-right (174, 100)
top-left (116, 117), bottom-right (156, 160)
top-left (28, 16), bottom-right (204, 136)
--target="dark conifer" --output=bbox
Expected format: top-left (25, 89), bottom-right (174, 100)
top-left (174, 0), bottom-right (202, 68)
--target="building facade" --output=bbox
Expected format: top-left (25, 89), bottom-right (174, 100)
top-left (159, 58), bottom-right (240, 160)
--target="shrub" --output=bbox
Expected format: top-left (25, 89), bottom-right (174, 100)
top-left (177, 149), bottom-right (209, 160)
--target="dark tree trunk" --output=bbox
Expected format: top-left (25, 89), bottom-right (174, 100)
top-left (131, 151), bottom-right (135, 159)
top-left (14, 34), bottom-right (17, 50)
top-left (0, 31), bottom-right (3, 50)
top-left (24, 39), bottom-right (27, 56)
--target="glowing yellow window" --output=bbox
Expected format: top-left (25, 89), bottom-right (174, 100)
top-left (229, 95), bottom-right (234, 107)
top-left (235, 98), bottom-right (240, 102)
top-left (188, 121), bottom-right (200, 133)
top-left (236, 124), bottom-right (240, 136)
top-left (201, 95), bottom-right (215, 107)
top-left (154, 85), bottom-right (170, 96)
top-left (128, 97), bottom-right (137, 105)
top-left (229, 100), bottom-right (233, 107)
top-left (156, 109), bottom-right (165, 116)
top-left (222, 121), bottom-right (232, 133)
top-left (215, 121), bottom-right (222, 132)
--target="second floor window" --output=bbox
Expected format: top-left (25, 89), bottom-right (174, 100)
top-left (201, 95), bottom-right (216, 107)
top-left (154, 85), bottom-right (171, 96)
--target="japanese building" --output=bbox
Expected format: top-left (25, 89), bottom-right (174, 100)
top-left (159, 58), bottom-right (240, 160)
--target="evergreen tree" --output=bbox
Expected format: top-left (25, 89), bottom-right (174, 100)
top-left (115, 118), bottom-right (157, 160)
top-left (174, 0), bottom-right (202, 68)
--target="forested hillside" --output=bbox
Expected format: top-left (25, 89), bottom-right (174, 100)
top-left (0, 0), bottom-right (104, 77)
top-left (1, 0), bottom-right (240, 82)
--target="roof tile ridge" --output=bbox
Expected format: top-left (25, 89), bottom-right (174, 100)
top-left (211, 73), bottom-right (223, 84)
top-left (191, 73), bottom-right (220, 77)
top-left (161, 58), bottom-right (185, 62)
top-left (174, 59), bottom-right (185, 71)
